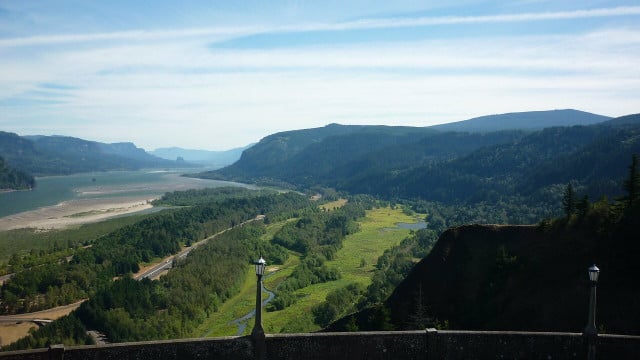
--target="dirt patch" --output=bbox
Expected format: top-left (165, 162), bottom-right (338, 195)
top-left (0, 300), bottom-right (85, 347)
top-left (0, 322), bottom-right (37, 347)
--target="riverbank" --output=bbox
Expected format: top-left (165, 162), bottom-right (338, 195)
top-left (0, 196), bottom-right (157, 231)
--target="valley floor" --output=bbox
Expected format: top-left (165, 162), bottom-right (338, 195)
top-left (195, 206), bottom-right (421, 336)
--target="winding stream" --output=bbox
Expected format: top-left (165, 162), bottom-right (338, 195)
top-left (228, 280), bottom-right (276, 336)
top-left (203, 271), bottom-right (277, 337)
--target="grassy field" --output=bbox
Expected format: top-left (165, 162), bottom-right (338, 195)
top-left (199, 206), bottom-right (422, 336)
top-left (319, 199), bottom-right (348, 211)
top-left (0, 213), bottom-right (155, 263)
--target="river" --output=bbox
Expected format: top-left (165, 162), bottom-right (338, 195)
top-left (0, 169), bottom-right (256, 218)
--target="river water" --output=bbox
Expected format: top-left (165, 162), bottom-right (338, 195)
top-left (0, 169), bottom-right (257, 218)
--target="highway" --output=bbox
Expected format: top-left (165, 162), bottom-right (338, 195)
top-left (135, 215), bottom-right (265, 280)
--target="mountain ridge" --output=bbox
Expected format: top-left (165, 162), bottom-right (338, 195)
top-left (0, 132), bottom-right (182, 176)
top-left (197, 110), bottom-right (637, 205)
top-left (429, 109), bottom-right (610, 132)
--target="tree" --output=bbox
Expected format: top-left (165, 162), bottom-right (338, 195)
top-left (577, 195), bottom-right (590, 217)
top-left (367, 304), bottom-right (394, 331)
top-left (622, 154), bottom-right (640, 209)
top-left (405, 284), bottom-right (431, 330)
top-left (562, 183), bottom-right (577, 216)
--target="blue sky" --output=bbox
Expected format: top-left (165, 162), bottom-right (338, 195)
top-left (1, 1), bottom-right (639, 150)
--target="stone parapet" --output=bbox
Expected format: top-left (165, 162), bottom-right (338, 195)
top-left (1, 330), bottom-right (638, 359)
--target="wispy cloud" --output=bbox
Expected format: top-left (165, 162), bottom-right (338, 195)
top-left (306, 6), bottom-right (640, 31)
top-left (1, 6), bottom-right (640, 48)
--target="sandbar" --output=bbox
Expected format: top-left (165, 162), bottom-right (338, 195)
top-left (0, 196), bottom-right (158, 231)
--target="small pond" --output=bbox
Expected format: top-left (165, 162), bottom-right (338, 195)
top-left (396, 221), bottom-right (428, 230)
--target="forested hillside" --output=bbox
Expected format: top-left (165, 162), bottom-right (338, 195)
top-left (200, 125), bottom-right (525, 186)
top-left (0, 156), bottom-right (34, 190)
top-left (353, 120), bottom-right (640, 202)
top-left (199, 112), bottom-right (640, 214)
top-left (0, 132), bottom-right (181, 176)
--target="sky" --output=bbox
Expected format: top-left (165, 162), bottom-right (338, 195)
top-left (1, 1), bottom-right (639, 151)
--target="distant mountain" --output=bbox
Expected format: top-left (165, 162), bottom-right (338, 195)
top-left (98, 142), bottom-right (162, 162)
top-left (429, 109), bottom-right (610, 133)
top-left (1, 132), bottom-right (182, 176)
top-left (150, 144), bottom-right (253, 167)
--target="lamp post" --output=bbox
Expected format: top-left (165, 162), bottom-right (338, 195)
top-left (252, 256), bottom-right (266, 339)
top-left (583, 264), bottom-right (600, 336)
top-left (584, 264), bottom-right (599, 360)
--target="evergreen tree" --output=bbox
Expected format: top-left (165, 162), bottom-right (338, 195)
top-left (367, 304), bottom-right (394, 331)
top-left (405, 283), bottom-right (431, 330)
top-left (562, 183), bottom-right (577, 216)
top-left (345, 315), bottom-right (359, 332)
top-left (577, 195), bottom-right (590, 217)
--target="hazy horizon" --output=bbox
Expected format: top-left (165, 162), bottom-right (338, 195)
top-left (1, 1), bottom-right (639, 150)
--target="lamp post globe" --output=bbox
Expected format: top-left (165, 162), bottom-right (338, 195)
top-left (255, 256), bottom-right (266, 277)
top-left (587, 264), bottom-right (600, 283)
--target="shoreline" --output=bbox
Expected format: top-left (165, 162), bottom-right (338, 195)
top-left (0, 196), bottom-right (159, 231)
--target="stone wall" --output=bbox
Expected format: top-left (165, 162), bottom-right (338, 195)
top-left (0, 330), bottom-right (638, 359)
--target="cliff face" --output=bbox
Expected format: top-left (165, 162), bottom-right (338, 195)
top-left (385, 219), bottom-right (639, 334)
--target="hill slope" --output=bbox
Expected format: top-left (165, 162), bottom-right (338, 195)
top-left (429, 109), bottom-right (610, 132)
top-left (198, 124), bottom-right (526, 186)
top-left (354, 119), bottom-right (640, 202)
top-left (0, 156), bottom-right (34, 190)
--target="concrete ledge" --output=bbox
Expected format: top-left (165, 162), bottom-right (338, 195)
top-left (430, 330), bottom-right (587, 359)
top-left (1, 330), bottom-right (638, 360)
top-left (266, 331), bottom-right (427, 360)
